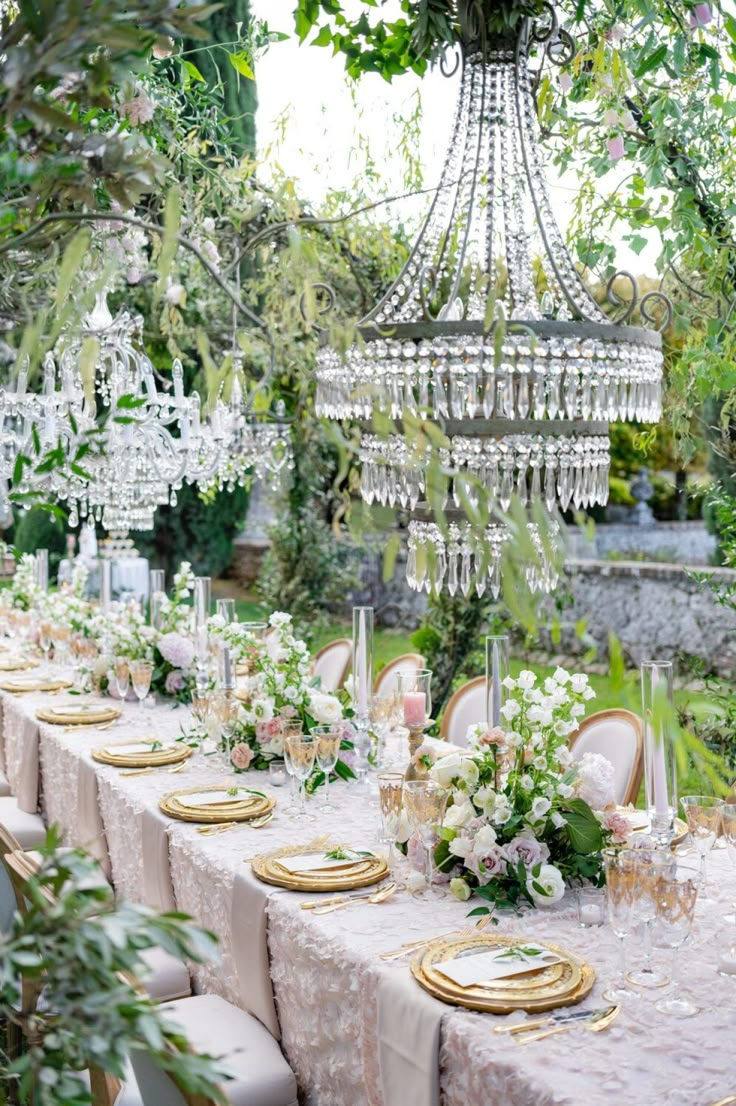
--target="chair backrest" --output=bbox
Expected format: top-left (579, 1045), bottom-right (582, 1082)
top-left (373, 653), bottom-right (426, 698)
top-left (440, 677), bottom-right (487, 748)
top-left (311, 639), bottom-right (352, 692)
top-left (569, 708), bottom-right (644, 807)
top-left (0, 821), bottom-right (26, 931)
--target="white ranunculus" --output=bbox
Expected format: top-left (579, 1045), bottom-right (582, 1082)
top-left (574, 751), bottom-right (616, 811)
top-left (527, 863), bottom-right (566, 906)
top-left (430, 753), bottom-right (463, 789)
top-left (450, 877), bottom-right (472, 902)
top-left (500, 699), bottom-right (520, 721)
top-left (309, 692), bottom-right (343, 724)
top-left (445, 801), bottom-right (476, 830)
top-left (553, 666), bottom-right (571, 685)
top-left (517, 669), bottom-right (536, 689)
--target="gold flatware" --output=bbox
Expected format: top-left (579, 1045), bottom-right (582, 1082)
top-left (119, 761), bottom-right (188, 778)
top-left (197, 811), bottom-right (274, 835)
top-left (63, 719), bottom-right (117, 732)
top-left (312, 882), bottom-right (397, 914)
top-left (300, 883), bottom-right (392, 910)
top-left (708, 1098), bottom-right (736, 1106)
top-left (380, 913), bottom-right (491, 961)
top-left (495, 1004), bottom-right (617, 1036)
top-left (515, 1004), bottom-right (620, 1044)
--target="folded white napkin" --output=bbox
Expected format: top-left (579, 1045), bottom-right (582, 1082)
top-left (276, 850), bottom-right (373, 874)
top-left (177, 788), bottom-right (258, 810)
top-left (434, 943), bottom-right (561, 988)
top-left (106, 741), bottom-right (172, 755)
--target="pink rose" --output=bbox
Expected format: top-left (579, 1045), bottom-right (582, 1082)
top-left (119, 90), bottom-right (155, 125)
top-left (231, 744), bottom-right (254, 771)
top-left (256, 718), bottom-right (281, 745)
top-left (278, 705), bottom-right (298, 719)
top-left (607, 135), bottom-right (625, 161)
top-left (165, 670), bottom-right (185, 695)
top-left (477, 726), bottom-right (507, 748)
top-left (689, 4), bottom-right (711, 26)
top-left (604, 810), bottom-right (631, 843)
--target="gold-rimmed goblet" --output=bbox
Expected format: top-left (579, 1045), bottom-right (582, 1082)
top-left (625, 848), bottom-right (676, 989)
top-left (377, 772), bottom-right (404, 868)
top-left (129, 659), bottom-right (153, 712)
top-left (681, 794), bottom-right (724, 901)
top-left (113, 657), bottom-right (130, 702)
top-left (285, 733), bottom-right (317, 822)
top-left (38, 620), bottom-right (52, 672)
top-left (602, 847), bottom-right (641, 1004)
top-left (403, 780), bottom-right (447, 898)
top-left (312, 725), bottom-right (342, 814)
top-left (651, 861), bottom-right (701, 1017)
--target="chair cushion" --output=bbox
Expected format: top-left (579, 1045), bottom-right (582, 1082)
top-left (138, 947), bottom-right (191, 1004)
top-left (0, 798), bottom-right (46, 848)
top-left (24, 847), bottom-right (110, 892)
top-left (130, 994), bottom-right (297, 1106)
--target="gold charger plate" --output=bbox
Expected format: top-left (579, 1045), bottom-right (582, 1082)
top-left (411, 933), bottom-right (595, 1014)
top-left (36, 703), bottom-right (121, 726)
top-left (0, 657), bottom-right (39, 672)
top-left (0, 676), bottom-right (72, 693)
top-left (251, 844), bottom-right (389, 891)
top-left (160, 785), bottom-right (275, 824)
top-left (92, 739), bottom-right (193, 768)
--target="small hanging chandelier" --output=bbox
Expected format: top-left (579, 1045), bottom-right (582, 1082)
top-left (314, 3), bottom-right (669, 599)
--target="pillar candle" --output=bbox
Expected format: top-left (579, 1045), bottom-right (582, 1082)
top-left (403, 691), bottom-right (426, 728)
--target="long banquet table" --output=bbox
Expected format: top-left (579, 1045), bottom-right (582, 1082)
top-left (1, 678), bottom-right (734, 1106)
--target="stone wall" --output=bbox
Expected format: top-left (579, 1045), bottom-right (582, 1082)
top-left (567, 521), bottom-right (716, 566)
top-left (551, 559), bottom-right (736, 675)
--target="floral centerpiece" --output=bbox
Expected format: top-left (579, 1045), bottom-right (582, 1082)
top-left (6, 552), bottom-right (41, 611)
top-left (39, 564), bottom-right (92, 636)
top-left (415, 668), bottom-right (625, 910)
top-left (208, 611), bottom-right (356, 780)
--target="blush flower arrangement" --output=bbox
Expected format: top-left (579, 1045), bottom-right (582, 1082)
top-left (426, 667), bottom-right (621, 911)
top-left (208, 611), bottom-right (356, 783)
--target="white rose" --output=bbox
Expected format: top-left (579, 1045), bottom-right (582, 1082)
top-left (456, 757), bottom-right (479, 789)
top-left (406, 871), bottom-right (427, 894)
top-left (553, 667), bottom-right (571, 685)
top-left (429, 753), bottom-right (463, 790)
top-left (309, 692), bottom-right (343, 724)
top-left (473, 824), bottom-right (498, 852)
top-left (527, 863), bottom-right (566, 907)
top-left (449, 835), bottom-right (473, 859)
top-left (450, 877), bottom-right (472, 902)
top-left (445, 801), bottom-right (476, 830)
top-left (574, 752), bottom-right (616, 811)
top-left (500, 699), bottom-right (520, 721)
top-left (517, 670), bottom-right (536, 690)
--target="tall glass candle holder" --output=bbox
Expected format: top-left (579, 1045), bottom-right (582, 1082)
top-left (100, 560), bottom-right (113, 611)
top-left (485, 634), bottom-right (509, 728)
top-left (397, 668), bottom-right (433, 781)
top-left (35, 549), bottom-right (49, 593)
top-left (641, 659), bottom-right (677, 845)
top-left (149, 569), bottom-right (165, 629)
top-left (216, 598), bottom-right (236, 624)
top-left (352, 606), bottom-right (374, 780)
top-left (194, 576), bottom-right (211, 628)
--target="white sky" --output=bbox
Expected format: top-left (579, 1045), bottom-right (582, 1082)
top-left (250, 0), bottom-right (655, 272)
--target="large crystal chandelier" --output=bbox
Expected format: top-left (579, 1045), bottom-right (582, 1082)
top-left (315, 3), bottom-right (668, 599)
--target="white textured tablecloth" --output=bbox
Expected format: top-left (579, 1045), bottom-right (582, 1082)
top-left (2, 678), bottom-right (736, 1106)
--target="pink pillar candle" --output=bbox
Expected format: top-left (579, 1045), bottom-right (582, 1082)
top-left (403, 691), bottom-right (427, 728)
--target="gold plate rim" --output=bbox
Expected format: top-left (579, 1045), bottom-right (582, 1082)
top-left (159, 785), bottom-right (275, 823)
top-left (36, 705), bottom-right (121, 725)
top-left (92, 742), bottom-right (193, 768)
top-left (410, 934), bottom-right (595, 1014)
top-left (0, 659), bottom-right (40, 672)
top-left (0, 678), bottom-right (73, 692)
top-left (251, 845), bottom-right (388, 891)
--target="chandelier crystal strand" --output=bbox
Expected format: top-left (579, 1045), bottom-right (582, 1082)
top-left (314, 6), bottom-right (667, 598)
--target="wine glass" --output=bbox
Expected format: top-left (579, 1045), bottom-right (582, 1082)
top-left (626, 848), bottom-right (676, 989)
top-left (721, 803), bottom-right (736, 923)
top-left (113, 657), bottom-right (130, 701)
top-left (377, 772), bottom-right (404, 867)
top-left (680, 794), bottom-right (724, 900)
top-left (601, 848), bottom-right (641, 1003)
top-left (129, 659), bottom-right (153, 712)
top-left (285, 734), bottom-right (317, 821)
top-left (403, 780), bottom-right (447, 898)
top-left (312, 725), bottom-right (342, 814)
top-left (38, 620), bottom-right (52, 672)
top-left (209, 691), bottom-right (240, 768)
top-left (651, 861), bottom-right (701, 1017)
top-left (51, 623), bottom-right (70, 664)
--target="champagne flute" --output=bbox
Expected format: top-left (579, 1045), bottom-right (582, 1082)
top-left (626, 848), bottom-right (675, 989)
top-left (370, 695), bottom-right (395, 769)
top-left (680, 794), bottom-right (724, 900)
top-left (602, 847), bottom-right (641, 1003)
top-left (113, 657), bottom-right (130, 701)
top-left (721, 803), bottom-right (736, 923)
top-left (312, 725), bottom-right (342, 814)
top-left (651, 861), bottom-right (701, 1017)
top-left (377, 772), bottom-right (404, 867)
top-left (129, 659), bottom-right (153, 712)
top-left (403, 780), bottom-right (447, 898)
top-left (38, 620), bottom-right (52, 672)
top-left (285, 734), bottom-right (317, 821)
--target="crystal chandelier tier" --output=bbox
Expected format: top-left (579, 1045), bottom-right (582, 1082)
top-left (315, 4), bottom-right (668, 598)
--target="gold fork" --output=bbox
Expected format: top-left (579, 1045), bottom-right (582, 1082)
top-left (312, 882), bottom-right (398, 914)
top-left (63, 719), bottom-right (117, 733)
top-left (197, 811), bottom-right (274, 835)
top-left (515, 1004), bottom-right (621, 1045)
top-left (380, 912), bottom-right (492, 960)
top-left (119, 761), bottom-right (188, 778)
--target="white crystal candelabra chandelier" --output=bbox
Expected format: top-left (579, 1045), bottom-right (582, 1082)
top-left (315, 3), bottom-right (669, 599)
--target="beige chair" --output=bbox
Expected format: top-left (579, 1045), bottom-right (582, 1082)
top-left (440, 677), bottom-right (487, 747)
top-left (311, 638), bottom-right (352, 692)
top-left (0, 796), bottom-right (46, 848)
top-left (373, 653), bottom-right (426, 698)
top-left (569, 708), bottom-right (644, 807)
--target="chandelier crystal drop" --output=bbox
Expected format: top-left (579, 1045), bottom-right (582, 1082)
top-left (315, 5), bottom-right (667, 598)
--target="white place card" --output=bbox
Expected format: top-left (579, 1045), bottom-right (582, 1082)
top-left (105, 741), bottom-right (173, 756)
top-left (276, 850), bottom-right (374, 875)
top-left (177, 789), bottom-right (258, 810)
top-left (49, 703), bottom-right (106, 716)
top-left (434, 944), bottom-right (562, 988)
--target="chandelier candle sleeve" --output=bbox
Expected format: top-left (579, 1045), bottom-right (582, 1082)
top-left (352, 607), bottom-right (373, 720)
top-left (35, 549), bottom-right (49, 593)
top-left (641, 660), bottom-right (677, 840)
top-left (149, 569), bottom-right (165, 629)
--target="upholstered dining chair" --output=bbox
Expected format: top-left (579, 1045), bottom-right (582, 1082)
top-left (439, 677), bottom-right (487, 748)
top-left (568, 708), bottom-right (644, 807)
top-left (0, 795), bottom-right (46, 847)
top-left (373, 653), bottom-right (426, 698)
top-left (3, 850), bottom-right (299, 1106)
top-left (0, 825), bottom-right (192, 1006)
top-left (311, 638), bottom-right (352, 692)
